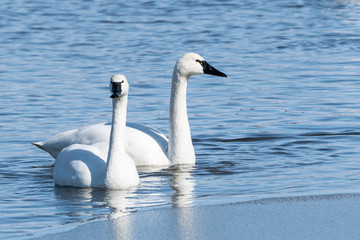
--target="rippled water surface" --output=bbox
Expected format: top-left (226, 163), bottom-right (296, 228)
top-left (1, 0), bottom-right (360, 238)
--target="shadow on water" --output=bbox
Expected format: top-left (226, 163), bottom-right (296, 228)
top-left (192, 129), bottom-right (360, 180)
top-left (195, 131), bottom-right (360, 144)
top-left (201, 135), bottom-right (290, 143)
top-left (300, 131), bottom-right (360, 137)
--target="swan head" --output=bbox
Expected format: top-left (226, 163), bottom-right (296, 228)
top-left (175, 52), bottom-right (227, 79)
top-left (110, 74), bottom-right (129, 98)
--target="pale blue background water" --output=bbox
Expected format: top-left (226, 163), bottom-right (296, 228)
top-left (1, 0), bottom-right (360, 238)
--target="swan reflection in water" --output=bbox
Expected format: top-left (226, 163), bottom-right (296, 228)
top-left (170, 165), bottom-right (196, 208)
top-left (54, 166), bottom-right (196, 239)
top-left (54, 185), bottom-right (137, 239)
top-left (170, 165), bottom-right (196, 240)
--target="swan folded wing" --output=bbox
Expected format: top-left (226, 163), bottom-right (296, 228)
top-left (126, 122), bottom-right (168, 152)
top-left (75, 122), bottom-right (111, 144)
top-left (33, 121), bottom-right (170, 166)
top-left (53, 143), bottom-right (107, 188)
top-left (126, 122), bottom-right (170, 166)
top-left (37, 129), bottom-right (78, 159)
top-left (35, 122), bottom-right (110, 159)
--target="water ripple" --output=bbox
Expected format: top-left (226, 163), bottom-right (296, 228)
top-left (1, 0), bottom-right (360, 238)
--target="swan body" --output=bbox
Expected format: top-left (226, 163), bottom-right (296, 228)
top-left (33, 53), bottom-right (227, 166)
top-left (35, 121), bottom-right (170, 166)
top-left (53, 74), bottom-right (139, 189)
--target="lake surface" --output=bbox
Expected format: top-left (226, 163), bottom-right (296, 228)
top-left (1, 0), bottom-right (360, 238)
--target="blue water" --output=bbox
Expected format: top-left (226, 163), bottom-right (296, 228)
top-left (1, 0), bottom-right (360, 238)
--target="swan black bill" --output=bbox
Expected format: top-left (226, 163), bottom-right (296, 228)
top-left (200, 60), bottom-right (227, 78)
top-left (110, 82), bottom-right (122, 98)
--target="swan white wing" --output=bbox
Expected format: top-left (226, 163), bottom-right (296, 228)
top-left (33, 122), bottom-right (110, 159)
top-left (53, 143), bottom-right (108, 188)
top-left (126, 122), bottom-right (168, 153)
top-left (34, 122), bottom-right (170, 166)
top-left (125, 122), bottom-right (170, 166)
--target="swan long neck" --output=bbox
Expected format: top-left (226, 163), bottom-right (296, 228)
top-left (105, 96), bottom-right (128, 181)
top-left (168, 71), bottom-right (195, 165)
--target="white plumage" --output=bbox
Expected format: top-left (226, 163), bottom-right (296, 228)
top-left (53, 74), bottom-right (139, 189)
top-left (33, 53), bottom-right (227, 166)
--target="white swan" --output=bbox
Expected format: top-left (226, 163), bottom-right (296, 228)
top-left (53, 74), bottom-right (139, 189)
top-left (33, 53), bottom-right (227, 165)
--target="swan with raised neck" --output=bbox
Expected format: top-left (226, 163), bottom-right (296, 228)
top-left (168, 52), bottom-right (227, 164)
top-left (104, 74), bottom-right (139, 188)
top-left (32, 53), bottom-right (227, 166)
top-left (53, 74), bottom-right (139, 189)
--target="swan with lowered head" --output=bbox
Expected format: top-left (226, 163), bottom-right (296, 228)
top-left (33, 53), bottom-right (227, 166)
top-left (53, 74), bottom-right (139, 189)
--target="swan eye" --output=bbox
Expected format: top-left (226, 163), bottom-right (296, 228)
top-left (196, 59), bottom-right (204, 65)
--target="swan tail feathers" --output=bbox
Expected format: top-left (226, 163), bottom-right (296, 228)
top-left (31, 142), bottom-right (45, 151)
